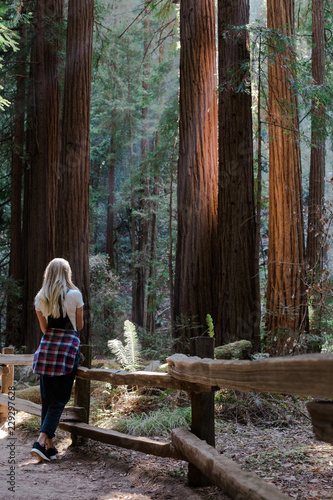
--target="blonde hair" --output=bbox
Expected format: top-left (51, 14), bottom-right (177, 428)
top-left (34, 258), bottom-right (78, 318)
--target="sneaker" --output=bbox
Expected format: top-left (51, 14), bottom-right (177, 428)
top-left (47, 447), bottom-right (58, 460)
top-left (30, 441), bottom-right (50, 462)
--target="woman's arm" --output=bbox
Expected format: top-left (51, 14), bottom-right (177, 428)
top-left (36, 310), bottom-right (48, 334)
top-left (76, 306), bottom-right (84, 331)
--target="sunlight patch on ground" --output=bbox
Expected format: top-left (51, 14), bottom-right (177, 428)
top-left (99, 495), bottom-right (150, 500)
top-left (1, 411), bottom-right (39, 440)
top-left (0, 427), bottom-right (7, 439)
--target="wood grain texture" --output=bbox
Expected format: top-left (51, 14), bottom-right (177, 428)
top-left (76, 366), bottom-right (213, 393)
top-left (307, 0), bottom-right (326, 274)
top-left (265, 0), bottom-right (308, 353)
top-left (56, 0), bottom-right (94, 345)
top-left (0, 348), bottom-right (14, 418)
top-left (172, 427), bottom-right (291, 499)
top-left (167, 353), bottom-right (333, 398)
top-left (174, 0), bottom-right (218, 341)
top-left (0, 354), bottom-right (34, 366)
top-left (0, 393), bottom-right (85, 421)
top-left (59, 421), bottom-right (182, 459)
top-left (307, 401), bottom-right (333, 445)
top-left (74, 344), bottom-right (91, 423)
top-left (217, 0), bottom-right (260, 348)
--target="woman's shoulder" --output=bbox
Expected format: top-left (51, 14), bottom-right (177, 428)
top-left (34, 290), bottom-right (43, 311)
top-left (66, 288), bottom-right (84, 305)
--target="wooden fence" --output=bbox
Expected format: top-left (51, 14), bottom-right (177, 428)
top-left (1, 341), bottom-right (333, 500)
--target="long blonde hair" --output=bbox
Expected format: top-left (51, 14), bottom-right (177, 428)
top-left (34, 258), bottom-right (78, 318)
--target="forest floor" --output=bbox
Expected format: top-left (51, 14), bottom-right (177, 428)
top-left (0, 407), bottom-right (332, 500)
top-left (0, 413), bottom-right (227, 500)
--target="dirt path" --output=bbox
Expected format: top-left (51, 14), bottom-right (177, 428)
top-left (0, 418), bottom-right (228, 500)
top-left (1, 411), bottom-right (333, 499)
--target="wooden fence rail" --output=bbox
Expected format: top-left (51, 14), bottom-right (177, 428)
top-left (1, 347), bottom-right (333, 500)
top-left (167, 352), bottom-right (333, 398)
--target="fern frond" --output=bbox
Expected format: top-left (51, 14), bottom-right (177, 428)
top-left (107, 339), bottom-right (128, 369)
top-left (206, 314), bottom-right (215, 338)
top-left (124, 320), bottom-right (141, 371)
top-left (108, 320), bottom-right (141, 372)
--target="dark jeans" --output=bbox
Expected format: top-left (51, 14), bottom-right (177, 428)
top-left (39, 368), bottom-right (77, 438)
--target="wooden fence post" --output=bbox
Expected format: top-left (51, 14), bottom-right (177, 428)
top-left (188, 336), bottom-right (215, 487)
top-left (71, 344), bottom-right (92, 445)
top-left (0, 347), bottom-right (15, 419)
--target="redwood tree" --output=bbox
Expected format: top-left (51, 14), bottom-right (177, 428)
top-left (23, 0), bottom-right (63, 352)
top-left (55, 0), bottom-right (94, 345)
top-left (265, 0), bottom-right (308, 354)
top-left (132, 15), bottom-right (150, 328)
top-left (6, 19), bottom-right (26, 347)
top-left (174, 0), bottom-right (218, 347)
top-left (307, 0), bottom-right (326, 278)
top-left (106, 131), bottom-right (116, 269)
top-left (217, 0), bottom-right (260, 348)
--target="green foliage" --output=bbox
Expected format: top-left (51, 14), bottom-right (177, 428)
top-left (113, 406), bottom-right (191, 437)
top-left (90, 254), bottom-right (125, 353)
top-left (0, 17), bottom-right (18, 111)
top-left (90, 0), bottom-right (179, 304)
top-left (215, 390), bottom-right (310, 427)
top-left (137, 326), bottom-right (173, 361)
top-left (0, 17), bottom-right (18, 109)
top-left (0, 18), bottom-right (18, 51)
top-left (206, 314), bottom-right (214, 338)
top-left (108, 320), bottom-right (141, 371)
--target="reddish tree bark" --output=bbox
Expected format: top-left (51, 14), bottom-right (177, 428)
top-left (23, 0), bottom-right (63, 352)
top-left (106, 132), bottom-right (116, 269)
top-left (146, 41), bottom-right (165, 336)
top-left (6, 20), bottom-right (26, 347)
top-left (307, 0), bottom-right (326, 278)
top-left (217, 0), bottom-right (260, 349)
top-left (265, 0), bottom-right (308, 354)
top-left (132, 15), bottom-right (150, 328)
top-left (55, 0), bottom-right (94, 345)
top-left (174, 0), bottom-right (218, 348)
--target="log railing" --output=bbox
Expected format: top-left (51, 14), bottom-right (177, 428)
top-left (1, 344), bottom-right (333, 500)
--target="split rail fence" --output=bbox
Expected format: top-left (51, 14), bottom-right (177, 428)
top-left (1, 339), bottom-right (333, 500)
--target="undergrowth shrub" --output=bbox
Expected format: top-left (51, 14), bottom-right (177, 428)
top-left (215, 390), bottom-right (311, 427)
top-left (113, 406), bottom-right (191, 437)
top-left (90, 254), bottom-right (125, 354)
top-left (137, 326), bottom-right (174, 362)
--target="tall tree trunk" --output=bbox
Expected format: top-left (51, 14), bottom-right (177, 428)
top-left (174, 0), bottom-right (218, 349)
top-left (132, 16), bottom-right (150, 328)
top-left (265, 0), bottom-right (308, 355)
top-left (23, 0), bottom-right (63, 352)
top-left (146, 136), bottom-right (159, 336)
top-left (106, 131), bottom-right (116, 269)
top-left (6, 20), bottom-right (26, 347)
top-left (56, 0), bottom-right (94, 345)
top-left (306, 0), bottom-right (326, 348)
top-left (169, 137), bottom-right (177, 339)
top-left (146, 41), bottom-right (165, 336)
top-left (307, 0), bottom-right (325, 278)
top-left (217, 0), bottom-right (260, 349)
top-left (127, 47), bottom-right (137, 325)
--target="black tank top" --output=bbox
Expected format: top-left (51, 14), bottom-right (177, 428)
top-left (47, 293), bottom-right (74, 330)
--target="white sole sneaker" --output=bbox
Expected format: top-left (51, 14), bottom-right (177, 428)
top-left (30, 442), bottom-right (50, 462)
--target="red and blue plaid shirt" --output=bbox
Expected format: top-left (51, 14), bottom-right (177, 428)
top-left (33, 328), bottom-right (80, 377)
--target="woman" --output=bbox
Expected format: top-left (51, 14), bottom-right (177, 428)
top-left (30, 258), bottom-right (84, 462)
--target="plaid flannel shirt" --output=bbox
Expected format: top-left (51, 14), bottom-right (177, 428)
top-left (33, 328), bottom-right (80, 377)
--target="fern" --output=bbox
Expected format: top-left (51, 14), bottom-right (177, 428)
top-left (108, 320), bottom-right (141, 372)
top-left (206, 314), bottom-right (215, 338)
